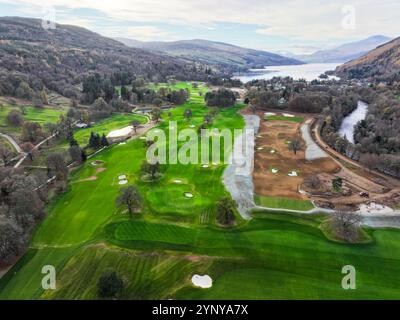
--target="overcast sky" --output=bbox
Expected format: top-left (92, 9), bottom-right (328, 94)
top-left (0, 0), bottom-right (399, 54)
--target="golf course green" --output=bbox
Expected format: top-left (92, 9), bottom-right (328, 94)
top-left (1, 83), bottom-right (400, 300)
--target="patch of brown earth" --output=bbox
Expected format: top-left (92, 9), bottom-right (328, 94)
top-left (96, 167), bottom-right (106, 173)
top-left (78, 176), bottom-right (97, 182)
top-left (253, 113), bottom-right (340, 200)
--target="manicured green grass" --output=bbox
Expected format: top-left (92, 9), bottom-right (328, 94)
top-left (22, 212), bottom-right (400, 300)
top-left (265, 115), bottom-right (304, 123)
top-left (0, 105), bottom-right (65, 134)
top-left (0, 82), bottom-right (245, 299)
top-left (3, 82), bottom-right (400, 300)
top-left (42, 244), bottom-right (211, 300)
top-left (73, 113), bottom-right (147, 146)
top-left (115, 220), bottom-right (197, 245)
top-left (0, 247), bottom-right (78, 300)
top-left (254, 195), bottom-right (315, 211)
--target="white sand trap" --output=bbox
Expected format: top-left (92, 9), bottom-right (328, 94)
top-left (192, 275), bottom-right (212, 289)
top-left (358, 202), bottom-right (394, 215)
top-left (118, 175), bottom-right (127, 180)
top-left (201, 164), bottom-right (209, 168)
top-left (153, 129), bottom-right (161, 133)
top-left (118, 142), bottom-right (126, 145)
top-left (271, 168), bottom-right (279, 174)
top-left (288, 171), bottom-right (298, 177)
top-left (173, 179), bottom-right (183, 184)
top-left (257, 147), bottom-right (264, 151)
top-left (257, 135), bottom-right (263, 138)
top-left (184, 192), bottom-right (194, 198)
top-left (107, 126), bottom-right (133, 138)
top-left (118, 180), bottom-right (128, 185)
top-left (189, 125), bottom-right (196, 128)
top-left (270, 149), bottom-right (276, 154)
top-left (283, 113), bottom-right (295, 117)
top-left (264, 112), bottom-right (276, 116)
top-left (212, 162), bottom-right (219, 166)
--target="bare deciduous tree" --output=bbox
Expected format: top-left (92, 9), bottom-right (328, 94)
top-left (304, 175), bottom-right (322, 189)
top-left (288, 138), bottom-right (301, 155)
top-left (116, 185), bottom-right (142, 218)
top-left (331, 210), bottom-right (363, 242)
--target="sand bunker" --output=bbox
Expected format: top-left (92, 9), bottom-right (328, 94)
top-left (283, 113), bottom-right (295, 118)
top-left (96, 168), bottom-right (106, 173)
top-left (119, 180), bottom-right (128, 185)
top-left (78, 176), bottom-right (97, 182)
top-left (118, 142), bottom-right (126, 145)
top-left (107, 126), bottom-right (133, 138)
top-left (270, 149), bottom-right (276, 154)
top-left (189, 125), bottom-right (196, 128)
top-left (119, 175), bottom-right (127, 180)
top-left (201, 164), bottom-right (209, 168)
top-left (271, 168), bottom-right (279, 174)
top-left (265, 112), bottom-right (276, 116)
top-left (184, 192), bottom-right (194, 198)
top-left (257, 147), bottom-right (264, 151)
top-left (91, 160), bottom-right (104, 166)
top-left (288, 171), bottom-right (298, 177)
top-left (192, 275), bottom-right (212, 289)
top-left (173, 179), bottom-right (183, 184)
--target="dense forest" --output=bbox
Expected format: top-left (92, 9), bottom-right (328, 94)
top-left (242, 77), bottom-right (400, 178)
top-left (0, 17), bottom-right (213, 102)
top-left (321, 83), bottom-right (400, 177)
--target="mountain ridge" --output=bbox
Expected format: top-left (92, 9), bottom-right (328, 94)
top-left (289, 35), bottom-right (392, 63)
top-left (336, 36), bottom-right (400, 81)
top-left (0, 17), bottom-right (211, 99)
top-left (115, 37), bottom-right (304, 71)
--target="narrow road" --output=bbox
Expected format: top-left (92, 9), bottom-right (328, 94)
top-left (311, 119), bottom-right (400, 188)
top-left (0, 132), bottom-right (22, 153)
top-left (13, 132), bottom-right (58, 168)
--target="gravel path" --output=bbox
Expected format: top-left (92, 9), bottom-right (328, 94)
top-left (300, 119), bottom-right (327, 160)
top-left (0, 132), bottom-right (22, 153)
top-left (223, 115), bottom-right (260, 220)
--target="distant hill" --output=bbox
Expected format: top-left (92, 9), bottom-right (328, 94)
top-left (336, 37), bottom-right (400, 81)
top-left (0, 17), bottom-right (209, 99)
top-left (290, 35), bottom-right (392, 63)
top-left (115, 38), bottom-right (304, 71)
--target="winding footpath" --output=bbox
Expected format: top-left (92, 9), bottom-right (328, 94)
top-left (0, 133), bottom-right (22, 154)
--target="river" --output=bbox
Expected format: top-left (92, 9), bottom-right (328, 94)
top-left (338, 101), bottom-right (369, 144)
top-left (234, 63), bottom-right (341, 82)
